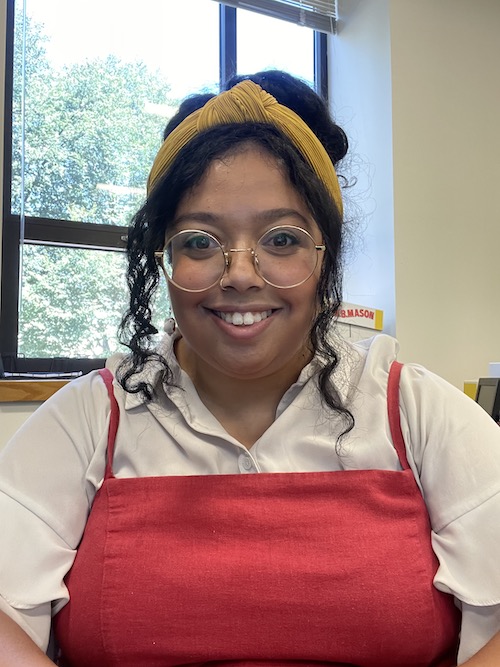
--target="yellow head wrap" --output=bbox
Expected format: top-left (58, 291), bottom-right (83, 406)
top-left (147, 80), bottom-right (343, 215)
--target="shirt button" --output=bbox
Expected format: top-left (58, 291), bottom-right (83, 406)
top-left (239, 454), bottom-right (255, 473)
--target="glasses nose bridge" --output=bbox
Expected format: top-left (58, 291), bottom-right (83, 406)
top-left (222, 245), bottom-right (265, 288)
top-left (224, 246), bottom-right (257, 269)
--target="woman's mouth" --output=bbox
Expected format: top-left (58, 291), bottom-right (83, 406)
top-left (213, 310), bottom-right (273, 326)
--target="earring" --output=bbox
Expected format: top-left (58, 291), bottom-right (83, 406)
top-left (163, 318), bottom-right (176, 334)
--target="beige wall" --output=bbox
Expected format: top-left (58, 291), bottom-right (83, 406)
top-left (0, 403), bottom-right (39, 444)
top-left (1, 0), bottom-right (500, 446)
top-left (390, 0), bottom-right (500, 387)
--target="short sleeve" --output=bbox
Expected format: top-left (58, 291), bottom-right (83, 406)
top-left (398, 364), bottom-right (500, 663)
top-left (0, 594), bottom-right (52, 651)
top-left (0, 371), bottom-right (110, 649)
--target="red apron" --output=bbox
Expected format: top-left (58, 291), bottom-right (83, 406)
top-left (54, 362), bottom-right (460, 666)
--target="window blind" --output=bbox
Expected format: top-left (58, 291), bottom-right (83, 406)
top-left (215, 1), bottom-right (338, 34)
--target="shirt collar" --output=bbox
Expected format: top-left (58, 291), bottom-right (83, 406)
top-left (110, 328), bottom-right (360, 411)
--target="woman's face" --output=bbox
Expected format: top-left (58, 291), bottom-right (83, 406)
top-left (167, 145), bottom-right (323, 387)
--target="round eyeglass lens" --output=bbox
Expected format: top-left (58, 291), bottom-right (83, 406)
top-left (164, 230), bottom-right (225, 292)
top-left (162, 226), bottom-right (322, 291)
top-left (255, 226), bottom-right (320, 288)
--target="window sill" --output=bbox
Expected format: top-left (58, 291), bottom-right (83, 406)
top-left (0, 380), bottom-right (69, 403)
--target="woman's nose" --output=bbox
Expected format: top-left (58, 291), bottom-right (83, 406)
top-left (221, 249), bottom-right (266, 291)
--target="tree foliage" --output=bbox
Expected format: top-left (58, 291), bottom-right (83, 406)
top-left (14, 10), bottom-right (173, 357)
top-left (20, 245), bottom-right (128, 358)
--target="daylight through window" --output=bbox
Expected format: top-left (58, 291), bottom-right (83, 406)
top-left (1, 0), bottom-right (323, 371)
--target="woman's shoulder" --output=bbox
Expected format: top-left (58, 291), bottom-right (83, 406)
top-left (350, 334), bottom-right (487, 420)
top-left (349, 333), bottom-right (399, 372)
top-left (339, 333), bottom-right (499, 443)
top-left (44, 366), bottom-right (113, 415)
top-left (344, 333), bottom-right (470, 402)
top-left (2, 366), bottom-right (120, 470)
top-left (332, 333), bottom-right (399, 395)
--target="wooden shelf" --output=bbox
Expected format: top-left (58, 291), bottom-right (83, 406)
top-left (0, 380), bottom-right (69, 403)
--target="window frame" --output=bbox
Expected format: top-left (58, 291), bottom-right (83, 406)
top-left (0, 0), bottom-right (328, 373)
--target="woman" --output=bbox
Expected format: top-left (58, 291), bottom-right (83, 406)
top-left (0, 71), bottom-right (499, 666)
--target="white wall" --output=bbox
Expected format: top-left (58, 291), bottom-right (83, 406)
top-left (334, 0), bottom-right (500, 390)
top-left (331, 0), bottom-right (396, 334)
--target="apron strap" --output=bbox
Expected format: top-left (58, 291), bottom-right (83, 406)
top-left (97, 362), bottom-right (410, 476)
top-left (387, 361), bottom-right (410, 470)
top-left (98, 368), bottom-right (120, 480)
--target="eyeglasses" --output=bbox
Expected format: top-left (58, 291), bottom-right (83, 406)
top-left (155, 225), bottom-right (326, 292)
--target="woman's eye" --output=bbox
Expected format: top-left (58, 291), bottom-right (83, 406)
top-left (264, 230), bottom-right (300, 249)
top-left (183, 234), bottom-right (216, 251)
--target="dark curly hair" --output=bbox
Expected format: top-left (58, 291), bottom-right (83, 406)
top-left (118, 70), bottom-right (354, 437)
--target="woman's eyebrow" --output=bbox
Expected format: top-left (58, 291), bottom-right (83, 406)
top-left (173, 212), bottom-right (219, 227)
top-left (255, 208), bottom-right (310, 226)
top-left (173, 208), bottom-right (312, 229)
top-left (256, 208), bottom-right (307, 222)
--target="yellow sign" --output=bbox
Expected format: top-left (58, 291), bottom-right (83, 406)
top-left (338, 302), bottom-right (384, 331)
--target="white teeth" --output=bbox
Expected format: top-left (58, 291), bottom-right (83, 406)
top-left (217, 310), bottom-right (272, 326)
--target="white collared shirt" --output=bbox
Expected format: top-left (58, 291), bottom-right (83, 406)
top-left (1, 332), bottom-right (500, 664)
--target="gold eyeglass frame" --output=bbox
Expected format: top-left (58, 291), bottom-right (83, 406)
top-left (154, 225), bottom-right (326, 293)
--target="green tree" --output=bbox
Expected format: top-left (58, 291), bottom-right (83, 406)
top-left (21, 54), bottom-right (175, 225)
top-left (13, 8), bottom-right (174, 357)
top-left (13, 12), bottom-right (174, 224)
top-left (19, 245), bottom-right (128, 358)
top-left (11, 11), bottom-right (53, 216)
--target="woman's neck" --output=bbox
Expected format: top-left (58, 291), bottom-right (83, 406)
top-left (175, 337), bottom-right (312, 447)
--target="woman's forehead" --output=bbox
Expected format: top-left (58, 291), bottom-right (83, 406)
top-left (176, 147), bottom-right (307, 214)
top-left (168, 145), bottom-right (322, 242)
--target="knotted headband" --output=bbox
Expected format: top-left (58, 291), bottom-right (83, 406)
top-left (147, 80), bottom-right (343, 215)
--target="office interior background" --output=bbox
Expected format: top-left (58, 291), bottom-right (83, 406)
top-left (1, 0), bottom-right (499, 444)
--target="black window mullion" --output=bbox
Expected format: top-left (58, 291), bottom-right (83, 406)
top-left (0, 218), bottom-right (21, 359)
top-left (1, 355), bottom-right (105, 374)
top-left (219, 3), bottom-right (237, 89)
top-left (22, 217), bottom-right (127, 250)
top-left (314, 31), bottom-right (328, 102)
top-left (0, 0), bottom-right (19, 360)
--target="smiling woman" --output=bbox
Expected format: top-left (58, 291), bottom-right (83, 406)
top-left (166, 147), bottom-right (324, 439)
top-left (1, 70), bottom-right (500, 667)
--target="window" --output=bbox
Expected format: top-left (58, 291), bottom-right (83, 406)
top-left (1, 0), bottom-right (329, 373)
